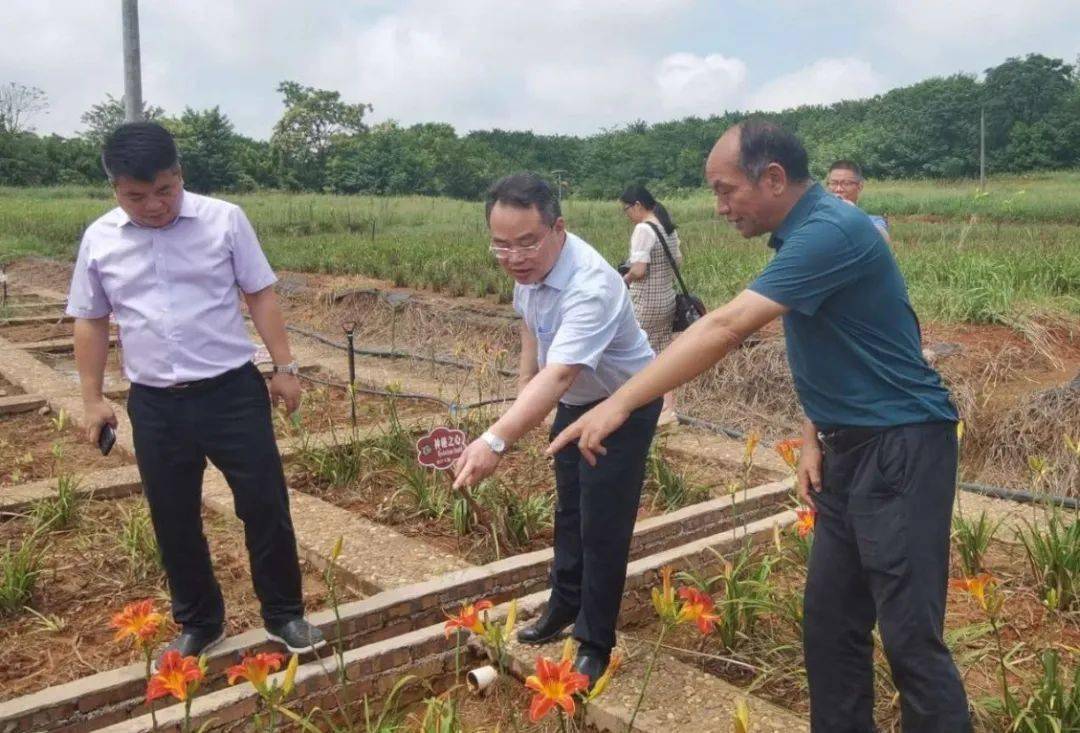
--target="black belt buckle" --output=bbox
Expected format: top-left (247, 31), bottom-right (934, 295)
top-left (818, 426), bottom-right (885, 454)
top-left (165, 377), bottom-right (209, 392)
top-left (817, 430), bottom-right (838, 453)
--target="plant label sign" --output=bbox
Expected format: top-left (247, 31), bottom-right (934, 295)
top-left (417, 426), bottom-right (467, 470)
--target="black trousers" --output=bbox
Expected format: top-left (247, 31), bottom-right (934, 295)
top-left (804, 421), bottom-right (971, 732)
top-left (127, 362), bottom-right (303, 631)
top-left (548, 398), bottom-right (662, 654)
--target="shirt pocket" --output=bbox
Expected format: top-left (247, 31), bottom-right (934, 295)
top-left (536, 327), bottom-right (556, 352)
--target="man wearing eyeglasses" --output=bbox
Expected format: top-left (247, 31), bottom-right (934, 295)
top-left (452, 172), bottom-right (661, 688)
top-left (826, 160), bottom-right (890, 243)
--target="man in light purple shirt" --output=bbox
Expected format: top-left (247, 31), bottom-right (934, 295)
top-left (68, 122), bottom-right (324, 659)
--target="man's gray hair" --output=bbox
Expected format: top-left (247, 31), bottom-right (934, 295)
top-left (736, 119), bottom-right (811, 184)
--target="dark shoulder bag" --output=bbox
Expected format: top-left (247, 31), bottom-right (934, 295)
top-left (645, 222), bottom-right (706, 332)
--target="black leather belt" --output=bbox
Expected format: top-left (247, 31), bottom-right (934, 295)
top-left (140, 364), bottom-right (251, 394)
top-left (816, 425), bottom-right (889, 454)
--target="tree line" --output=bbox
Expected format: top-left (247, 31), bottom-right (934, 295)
top-left (1, 53), bottom-right (1078, 198)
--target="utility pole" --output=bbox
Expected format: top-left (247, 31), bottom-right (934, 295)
top-left (551, 169), bottom-right (567, 203)
top-left (979, 106), bottom-right (986, 192)
top-left (121, 0), bottom-right (143, 122)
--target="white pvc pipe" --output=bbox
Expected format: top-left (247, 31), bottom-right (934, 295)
top-left (466, 665), bottom-right (498, 694)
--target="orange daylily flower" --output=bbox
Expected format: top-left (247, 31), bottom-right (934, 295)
top-left (677, 587), bottom-right (720, 635)
top-left (226, 652), bottom-right (285, 694)
top-left (524, 656), bottom-right (590, 722)
top-left (950, 573), bottom-right (996, 613)
top-left (794, 507), bottom-right (816, 538)
top-left (146, 651), bottom-right (205, 703)
top-left (774, 438), bottom-right (803, 471)
top-left (650, 566), bottom-right (680, 625)
top-left (111, 599), bottom-right (165, 647)
top-left (444, 599), bottom-right (493, 638)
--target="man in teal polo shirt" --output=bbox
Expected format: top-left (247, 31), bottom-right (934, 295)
top-left (550, 120), bottom-right (971, 732)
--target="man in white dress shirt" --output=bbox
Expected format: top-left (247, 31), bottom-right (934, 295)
top-left (451, 173), bottom-right (661, 687)
top-left (67, 122), bottom-right (324, 659)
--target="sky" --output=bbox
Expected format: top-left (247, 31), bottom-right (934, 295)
top-left (2, 1), bottom-right (1078, 140)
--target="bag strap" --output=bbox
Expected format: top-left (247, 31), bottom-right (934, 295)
top-left (644, 221), bottom-right (692, 297)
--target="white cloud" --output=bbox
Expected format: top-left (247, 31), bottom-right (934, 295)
top-left (311, 0), bottom-right (702, 134)
top-left (5, 1), bottom-right (1074, 139)
top-left (655, 53), bottom-right (747, 117)
top-left (875, 1), bottom-right (1080, 68)
top-left (747, 57), bottom-right (884, 112)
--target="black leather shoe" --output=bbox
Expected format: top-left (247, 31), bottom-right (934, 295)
top-left (266, 617), bottom-right (327, 653)
top-left (155, 626), bottom-right (226, 669)
top-left (573, 651), bottom-right (610, 692)
top-left (516, 607), bottom-right (576, 645)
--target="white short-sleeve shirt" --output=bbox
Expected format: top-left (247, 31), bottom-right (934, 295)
top-left (66, 191), bottom-right (277, 387)
top-left (513, 232), bottom-right (654, 405)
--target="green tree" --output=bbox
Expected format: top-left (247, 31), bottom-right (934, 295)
top-left (167, 107), bottom-right (240, 192)
top-left (270, 81), bottom-right (372, 190)
top-left (862, 74), bottom-right (982, 177)
top-left (80, 94), bottom-right (165, 146)
top-left (983, 54), bottom-right (1075, 159)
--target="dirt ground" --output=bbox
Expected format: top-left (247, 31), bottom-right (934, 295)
top-left (0, 320), bottom-right (75, 343)
top-left (0, 409), bottom-right (131, 487)
top-left (0, 372), bottom-right (25, 396)
top-left (0, 495), bottom-right (358, 701)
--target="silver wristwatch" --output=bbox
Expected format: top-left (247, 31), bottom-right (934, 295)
top-left (272, 361), bottom-right (300, 376)
top-left (480, 430), bottom-right (508, 455)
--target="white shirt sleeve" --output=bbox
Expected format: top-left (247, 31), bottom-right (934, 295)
top-left (229, 206), bottom-right (278, 294)
top-left (65, 233), bottom-right (111, 319)
top-left (628, 223), bottom-right (654, 264)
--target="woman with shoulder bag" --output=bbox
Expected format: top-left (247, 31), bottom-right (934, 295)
top-left (619, 184), bottom-right (683, 418)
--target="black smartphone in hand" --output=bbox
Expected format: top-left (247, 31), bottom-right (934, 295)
top-left (98, 424), bottom-right (116, 456)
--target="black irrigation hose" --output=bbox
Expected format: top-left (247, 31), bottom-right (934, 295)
top-left (290, 323), bottom-right (1079, 509)
top-left (674, 413), bottom-right (747, 441)
top-left (296, 370), bottom-right (517, 413)
top-left (957, 481), bottom-right (1080, 511)
top-left (286, 324), bottom-right (518, 378)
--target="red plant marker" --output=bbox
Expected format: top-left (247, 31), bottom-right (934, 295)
top-left (416, 426), bottom-right (468, 470)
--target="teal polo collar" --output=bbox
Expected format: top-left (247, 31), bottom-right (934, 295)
top-left (768, 183), bottom-right (825, 250)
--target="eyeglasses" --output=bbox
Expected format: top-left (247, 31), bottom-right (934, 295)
top-left (827, 179), bottom-right (861, 189)
top-left (489, 228), bottom-right (552, 260)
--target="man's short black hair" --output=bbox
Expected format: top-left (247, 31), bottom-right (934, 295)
top-left (484, 172), bottom-right (561, 226)
top-left (736, 119), bottom-right (811, 184)
top-left (102, 122), bottom-right (180, 183)
top-left (828, 159), bottom-right (864, 180)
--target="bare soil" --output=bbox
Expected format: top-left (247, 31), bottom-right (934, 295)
top-left (0, 373), bottom-right (25, 396)
top-left (0, 410), bottom-right (131, 487)
top-left (0, 495), bottom-right (357, 702)
top-left (0, 320), bottom-right (74, 343)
